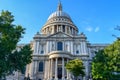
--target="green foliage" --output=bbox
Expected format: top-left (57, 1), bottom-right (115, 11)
top-left (0, 10), bottom-right (32, 77)
top-left (8, 45), bottom-right (32, 72)
top-left (65, 58), bottom-right (85, 79)
top-left (92, 40), bottom-right (120, 80)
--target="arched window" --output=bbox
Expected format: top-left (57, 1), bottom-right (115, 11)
top-left (39, 62), bottom-right (43, 72)
top-left (57, 42), bottom-right (63, 50)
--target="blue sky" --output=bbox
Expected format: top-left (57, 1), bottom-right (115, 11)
top-left (0, 0), bottom-right (120, 44)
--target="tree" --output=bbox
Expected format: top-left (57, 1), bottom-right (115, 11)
top-left (92, 40), bottom-right (120, 80)
top-left (92, 50), bottom-right (109, 80)
top-left (0, 10), bottom-right (32, 78)
top-left (104, 40), bottom-right (120, 79)
top-left (65, 58), bottom-right (85, 80)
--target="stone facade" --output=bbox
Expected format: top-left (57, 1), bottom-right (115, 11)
top-left (24, 2), bottom-right (108, 80)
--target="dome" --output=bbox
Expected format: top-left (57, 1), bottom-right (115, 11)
top-left (47, 1), bottom-right (71, 20)
top-left (41, 1), bottom-right (78, 35)
top-left (47, 11), bottom-right (71, 20)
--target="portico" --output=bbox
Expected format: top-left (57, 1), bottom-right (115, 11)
top-left (46, 51), bottom-right (72, 80)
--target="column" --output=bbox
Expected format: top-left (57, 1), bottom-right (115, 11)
top-left (34, 41), bottom-right (38, 54)
top-left (44, 60), bottom-right (46, 79)
top-left (73, 29), bottom-right (75, 35)
top-left (51, 59), bottom-right (53, 79)
top-left (33, 42), bottom-right (36, 54)
top-left (49, 41), bottom-right (51, 52)
top-left (28, 64), bottom-right (31, 78)
top-left (81, 42), bottom-right (84, 55)
top-left (47, 41), bottom-right (50, 53)
top-left (33, 61), bottom-right (36, 79)
top-left (47, 28), bottom-right (49, 34)
top-left (33, 41), bottom-right (36, 54)
top-left (44, 60), bottom-right (47, 79)
top-left (72, 28), bottom-right (73, 35)
top-left (57, 25), bottom-right (58, 32)
top-left (52, 26), bottom-right (54, 34)
top-left (71, 41), bottom-right (73, 54)
top-left (37, 41), bottom-right (40, 54)
top-left (85, 61), bottom-right (89, 80)
top-left (66, 59), bottom-right (72, 80)
top-left (55, 58), bottom-right (58, 80)
top-left (29, 62), bottom-right (34, 79)
top-left (61, 25), bottom-right (62, 32)
top-left (46, 60), bottom-right (49, 80)
top-left (69, 26), bottom-right (71, 34)
top-left (83, 42), bottom-right (87, 55)
top-left (34, 61), bottom-right (38, 80)
top-left (62, 58), bottom-right (65, 80)
top-left (46, 42), bottom-right (48, 53)
top-left (68, 42), bottom-right (70, 52)
top-left (25, 64), bottom-right (29, 77)
top-left (65, 25), bottom-right (67, 33)
top-left (67, 59), bottom-right (69, 79)
top-left (79, 43), bottom-right (81, 55)
top-left (48, 59), bottom-right (50, 79)
top-left (34, 61), bottom-right (37, 75)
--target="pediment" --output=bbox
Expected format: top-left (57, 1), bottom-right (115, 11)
top-left (47, 32), bottom-right (73, 38)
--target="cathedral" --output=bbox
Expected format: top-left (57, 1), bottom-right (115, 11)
top-left (24, 2), bottom-right (108, 80)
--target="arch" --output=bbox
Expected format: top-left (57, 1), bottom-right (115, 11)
top-left (57, 42), bottom-right (63, 50)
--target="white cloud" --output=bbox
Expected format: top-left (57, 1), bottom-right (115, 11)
top-left (95, 27), bottom-right (100, 32)
top-left (85, 26), bottom-right (100, 32)
top-left (86, 27), bottom-right (93, 32)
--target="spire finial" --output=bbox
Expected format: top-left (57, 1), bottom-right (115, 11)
top-left (57, 0), bottom-right (62, 11)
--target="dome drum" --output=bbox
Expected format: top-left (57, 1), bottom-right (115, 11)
top-left (41, 24), bottom-right (78, 35)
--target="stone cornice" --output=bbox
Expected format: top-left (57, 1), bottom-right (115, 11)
top-left (32, 52), bottom-right (89, 61)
